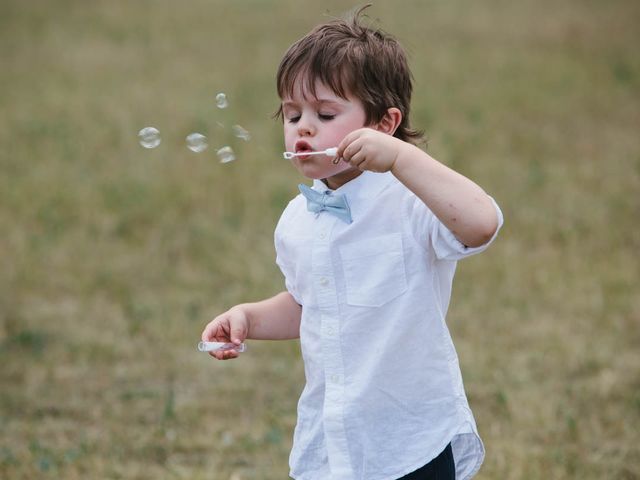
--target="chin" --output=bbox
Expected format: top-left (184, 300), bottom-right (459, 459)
top-left (296, 165), bottom-right (331, 180)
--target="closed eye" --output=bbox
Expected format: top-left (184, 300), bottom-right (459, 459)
top-left (287, 116), bottom-right (301, 123)
top-left (319, 114), bottom-right (335, 121)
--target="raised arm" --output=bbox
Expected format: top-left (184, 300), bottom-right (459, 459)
top-left (390, 143), bottom-right (498, 247)
top-left (338, 127), bottom-right (499, 248)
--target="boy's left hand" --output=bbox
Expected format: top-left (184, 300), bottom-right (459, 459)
top-left (336, 128), bottom-right (409, 173)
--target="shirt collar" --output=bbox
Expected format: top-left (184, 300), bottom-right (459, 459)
top-left (311, 171), bottom-right (395, 221)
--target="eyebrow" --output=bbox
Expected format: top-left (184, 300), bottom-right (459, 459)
top-left (282, 98), bottom-right (344, 108)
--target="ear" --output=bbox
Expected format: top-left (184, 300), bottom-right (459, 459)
top-left (375, 107), bottom-right (402, 135)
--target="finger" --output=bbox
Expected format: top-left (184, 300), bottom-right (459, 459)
top-left (230, 324), bottom-right (247, 345)
top-left (348, 150), bottom-right (367, 169)
top-left (342, 140), bottom-right (364, 164)
top-left (211, 350), bottom-right (228, 360)
top-left (203, 314), bottom-right (223, 340)
top-left (336, 129), bottom-right (365, 158)
top-left (336, 134), bottom-right (354, 158)
top-left (201, 322), bottom-right (217, 342)
top-left (202, 322), bottom-right (226, 342)
top-left (218, 349), bottom-right (238, 361)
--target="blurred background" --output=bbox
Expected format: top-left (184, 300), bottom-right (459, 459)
top-left (1, 0), bottom-right (638, 478)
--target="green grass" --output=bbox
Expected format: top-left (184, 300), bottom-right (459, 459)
top-left (1, 0), bottom-right (639, 478)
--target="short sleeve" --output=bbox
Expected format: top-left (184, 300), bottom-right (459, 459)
top-left (408, 195), bottom-right (504, 261)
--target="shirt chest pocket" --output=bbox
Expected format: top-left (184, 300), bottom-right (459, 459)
top-left (339, 233), bottom-right (408, 307)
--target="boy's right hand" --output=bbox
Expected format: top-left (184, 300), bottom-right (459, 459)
top-left (201, 307), bottom-right (249, 360)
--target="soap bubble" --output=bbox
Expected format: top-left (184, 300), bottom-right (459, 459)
top-left (217, 146), bottom-right (236, 163)
top-left (186, 133), bottom-right (208, 153)
top-left (216, 93), bottom-right (229, 109)
top-left (138, 127), bottom-right (161, 149)
top-left (232, 125), bottom-right (251, 141)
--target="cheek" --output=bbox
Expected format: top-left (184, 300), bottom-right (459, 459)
top-left (333, 118), bottom-right (367, 142)
top-left (323, 127), bottom-right (346, 146)
top-left (283, 127), bottom-right (295, 147)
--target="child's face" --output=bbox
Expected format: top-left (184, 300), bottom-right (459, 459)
top-left (281, 80), bottom-right (367, 189)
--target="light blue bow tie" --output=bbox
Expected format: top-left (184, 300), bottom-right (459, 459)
top-left (298, 184), bottom-right (352, 224)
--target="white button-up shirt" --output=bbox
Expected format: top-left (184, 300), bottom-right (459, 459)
top-left (274, 171), bottom-right (503, 480)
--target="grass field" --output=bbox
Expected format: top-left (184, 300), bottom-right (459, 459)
top-left (1, 0), bottom-right (639, 478)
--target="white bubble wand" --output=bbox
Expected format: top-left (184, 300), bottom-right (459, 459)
top-left (283, 147), bottom-right (338, 160)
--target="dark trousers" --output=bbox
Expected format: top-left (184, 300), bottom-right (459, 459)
top-left (397, 443), bottom-right (455, 480)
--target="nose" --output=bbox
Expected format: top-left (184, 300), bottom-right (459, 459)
top-left (297, 113), bottom-right (316, 137)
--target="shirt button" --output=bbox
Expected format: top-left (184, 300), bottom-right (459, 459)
top-left (319, 277), bottom-right (329, 287)
top-left (319, 232), bottom-right (326, 239)
top-left (330, 374), bottom-right (340, 384)
top-left (326, 326), bottom-right (335, 336)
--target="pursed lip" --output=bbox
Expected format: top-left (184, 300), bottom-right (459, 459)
top-left (294, 140), bottom-right (313, 155)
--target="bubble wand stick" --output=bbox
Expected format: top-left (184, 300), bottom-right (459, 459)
top-left (283, 147), bottom-right (338, 160)
top-left (198, 341), bottom-right (246, 353)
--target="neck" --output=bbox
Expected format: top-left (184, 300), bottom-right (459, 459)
top-left (323, 169), bottom-right (363, 190)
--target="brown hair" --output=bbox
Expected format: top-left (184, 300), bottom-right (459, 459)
top-left (275, 5), bottom-right (424, 145)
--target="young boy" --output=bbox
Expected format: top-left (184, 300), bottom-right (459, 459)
top-left (202, 6), bottom-right (503, 480)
